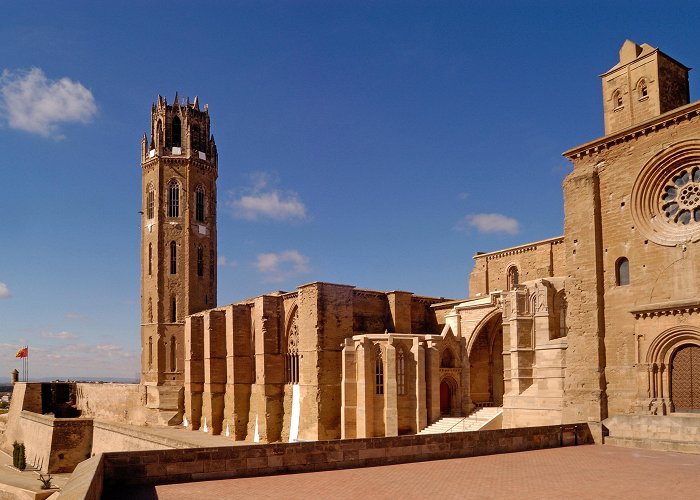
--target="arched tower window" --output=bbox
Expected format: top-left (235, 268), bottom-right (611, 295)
top-left (156, 119), bottom-right (163, 148)
top-left (171, 115), bottom-right (181, 148)
top-left (146, 183), bottom-right (155, 219)
top-left (638, 79), bottom-right (648, 99)
top-left (613, 89), bottom-right (623, 108)
top-left (170, 241), bottom-right (177, 274)
top-left (375, 346), bottom-right (384, 395)
top-left (507, 266), bottom-right (519, 290)
top-left (170, 335), bottom-right (177, 371)
top-left (148, 243), bottom-right (152, 276)
top-left (167, 180), bottom-right (180, 217)
top-left (616, 257), bottom-right (630, 286)
top-left (397, 346), bottom-right (406, 396)
top-left (195, 185), bottom-right (205, 222)
top-left (197, 246), bottom-right (204, 277)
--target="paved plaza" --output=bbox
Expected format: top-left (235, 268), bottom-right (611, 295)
top-left (119, 444), bottom-right (700, 499)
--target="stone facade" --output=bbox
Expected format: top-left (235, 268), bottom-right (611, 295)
top-left (153, 40), bottom-right (700, 442)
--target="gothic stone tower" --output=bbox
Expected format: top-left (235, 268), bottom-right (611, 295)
top-left (141, 94), bottom-right (218, 388)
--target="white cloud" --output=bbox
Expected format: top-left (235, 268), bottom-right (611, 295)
top-left (255, 250), bottom-right (310, 282)
top-left (217, 255), bottom-right (237, 267)
top-left (0, 281), bottom-right (10, 299)
top-left (456, 213), bottom-right (520, 235)
top-left (228, 171), bottom-right (307, 221)
top-left (41, 330), bottom-right (78, 340)
top-left (0, 67), bottom-right (97, 137)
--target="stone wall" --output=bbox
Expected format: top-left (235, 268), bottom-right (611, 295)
top-left (100, 424), bottom-right (592, 488)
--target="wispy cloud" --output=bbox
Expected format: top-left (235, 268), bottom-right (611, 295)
top-left (41, 330), bottom-right (78, 340)
top-left (0, 281), bottom-right (10, 299)
top-left (217, 255), bottom-right (237, 267)
top-left (456, 213), bottom-right (520, 235)
top-left (65, 312), bottom-right (89, 321)
top-left (228, 171), bottom-right (307, 221)
top-left (0, 67), bottom-right (97, 137)
top-left (255, 250), bottom-right (310, 283)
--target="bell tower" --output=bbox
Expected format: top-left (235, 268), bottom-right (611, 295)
top-left (140, 94), bottom-right (218, 388)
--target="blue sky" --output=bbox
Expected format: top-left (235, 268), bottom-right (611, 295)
top-left (2, 1), bottom-right (700, 379)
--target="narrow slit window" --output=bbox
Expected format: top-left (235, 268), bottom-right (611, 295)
top-left (170, 241), bottom-right (177, 274)
top-left (170, 335), bottom-right (177, 371)
top-left (146, 184), bottom-right (155, 219)
top-left (171, 297), bottom-right (177, 323)
top-left (148, 336), bottom-right (153, 368)
top-left (197, 246), bottom-right (203, 277)
top-left (195, 186), bottom-right (205, 222)
top-left (148, 243), bottom-right (152, 276)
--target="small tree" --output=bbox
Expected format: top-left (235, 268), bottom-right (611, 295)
top-left (12, 441), bottom-right (20, 469)
top-left (17, 443), bottom-right (26, 471)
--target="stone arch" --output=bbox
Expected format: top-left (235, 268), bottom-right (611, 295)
top-left (644, 326), bottom-right (700, 414)
top-left (468, 311), bottom-right (504, 406)
top-left (284, 304), bottom-right (300, 384)
top-left (439, 374), bottom-right (459, 415)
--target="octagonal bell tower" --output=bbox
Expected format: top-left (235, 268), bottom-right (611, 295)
top-left (140, 94), bottom-right (218, 389)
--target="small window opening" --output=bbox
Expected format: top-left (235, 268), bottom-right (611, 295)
top-left (507, 266), bottom-right (519, 290)
top-left (639, 79), bottom-right (648, 99)
top-left (613, 90), bottom-right (623, 108)
top-left (148, 243), bottom-right (152, 276)
top-left (171, 297), bottom-right (177, 323)
top-left (375, 346), bottom-right (384, 395)
top-left (616, 257), bottom-right (630, 286)
top-left (148, 336), bottom-right (153, 368)
top-left (170, 335), bottom-right (177, 371)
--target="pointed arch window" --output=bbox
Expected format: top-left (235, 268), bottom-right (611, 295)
top-left (146, 184), bottom-right (155, 219)
top-left (156, 119), bottom-right (164, 147)
top-left (171, 115), bottom-right (181, 148)
top-left (616, 257), bottom-right (630, 286)
top-left (507, 266), bottom-right (519, 290)
top-left (167, 180), bottom-right (180, 217)
top-left (397, 346), bottom-right (406, 395)
top-left (170, 241), bottom-right (177, 274)
top-left (285, 310), bottom-right (300, 384)
top-left (375, 346), bottom-right (384, 395)
top-left (441, 348), bottom-right (454, 368)
top-left (613, 89), bottom-right (623, 109)
top-left (197, 245), bottom-right (204, 277)
top-left (195, 185), bottom-right (205, 222)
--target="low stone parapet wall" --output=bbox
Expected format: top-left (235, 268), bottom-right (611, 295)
top-left (603, 414), bottom-right (700, 453)
top-left (92, 420), bottom-right (188, 455)
top-left (100, 423), bottom-right (592, 488)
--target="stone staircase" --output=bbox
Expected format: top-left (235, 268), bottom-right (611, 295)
top-left (418, 407), bottom-right (502, 434)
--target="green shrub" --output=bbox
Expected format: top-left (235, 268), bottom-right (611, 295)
top-left (12, 441), bottom-right (19, 468)
top-left (17, 443), bottom-right (26, 471)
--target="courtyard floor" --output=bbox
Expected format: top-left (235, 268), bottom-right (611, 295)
top-left (121, 444), bottom-right (700, 499)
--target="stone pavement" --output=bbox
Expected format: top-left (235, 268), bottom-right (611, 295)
top-left (123, 444), bottom-right (700, 499)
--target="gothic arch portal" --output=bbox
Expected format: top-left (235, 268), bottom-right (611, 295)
top-left (645, 326), bottom-right (700, 414)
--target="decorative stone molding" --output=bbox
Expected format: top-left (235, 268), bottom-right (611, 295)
top-left (630, 298), bottom-right (700, 319)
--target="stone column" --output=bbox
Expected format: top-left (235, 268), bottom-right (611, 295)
top-left (355, 338), bottom-right (374, 438)
top-left (341, 338), bottom-right (357, 439)
top-left (384, 340), bottom-right (398, 437)
top-left (412, 338), bottom-right (427, 432)
top-left (203, 310), bottom-right (226, 435)
top-left (387, 291), bottom-right (412, 333)
top-left (425, 340), bottom-right (440, 424)
top-left (223, 304), bottom-right (252, 440)
top-left (184, 315), bottom-right (204, 430)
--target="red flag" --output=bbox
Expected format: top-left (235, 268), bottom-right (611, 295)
top-left (15, 347), bottom-right (28, 358)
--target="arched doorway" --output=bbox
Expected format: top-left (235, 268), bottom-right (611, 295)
top-left (671, 344), bottom-right (700, 413)
top-left (440, 381), bottom-right (450, 414)
top-left (468, 313), bottom-right (504, 406)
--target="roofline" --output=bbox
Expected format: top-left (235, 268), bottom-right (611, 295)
top-left (473, 235), bottom-right (564, 260)
top-left (599, 47), bottom-right (691, 78)
top-left (563, 100), bottom-right (700, 159)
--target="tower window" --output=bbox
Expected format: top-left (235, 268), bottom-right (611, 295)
top-left (170, 335), bottom-right (177, 371)
top-left (148, 243), bottom-right (152, 276)
top-left (507, 266), bottom-right (519, 290)
top-left (616, 257), bottom-right (630, 286)
top-left (191, 125), bottom-right (201, 151)
top-left (171, 297), bottom-right (177, 323)
top-left (156, 119), bottom-right (163, 148)
top-left (639, 79), bottom-right (648, 99)
top-left (148, 336), bottom-right (153, 369)
top-left (146, 184), bottom-right (155, 219)
top-left (167, 180), bottom-right (180, 217)
top-left (172, 116), bottom-right (181, 148)
top-left (197, 246), bottom-right (203, 277)
top-left (375, 346), bottom-right (384, 395)
top-left (613, 89), bottom-right (623, 109)
top-left (397, 347), bottom-right (406, 396)
top-left (195, 186), bottom-right (205, 222)
top-left (170, 241), bottom-right (177, 274)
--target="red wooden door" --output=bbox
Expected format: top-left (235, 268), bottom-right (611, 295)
top-left (440, 381), bottom-right (450, 414)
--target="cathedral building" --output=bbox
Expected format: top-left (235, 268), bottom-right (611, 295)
top-left (141, 40), bottom-right (700, 443)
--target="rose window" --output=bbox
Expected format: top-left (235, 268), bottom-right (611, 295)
top-left (660, 167), bottom-right (700, 225)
